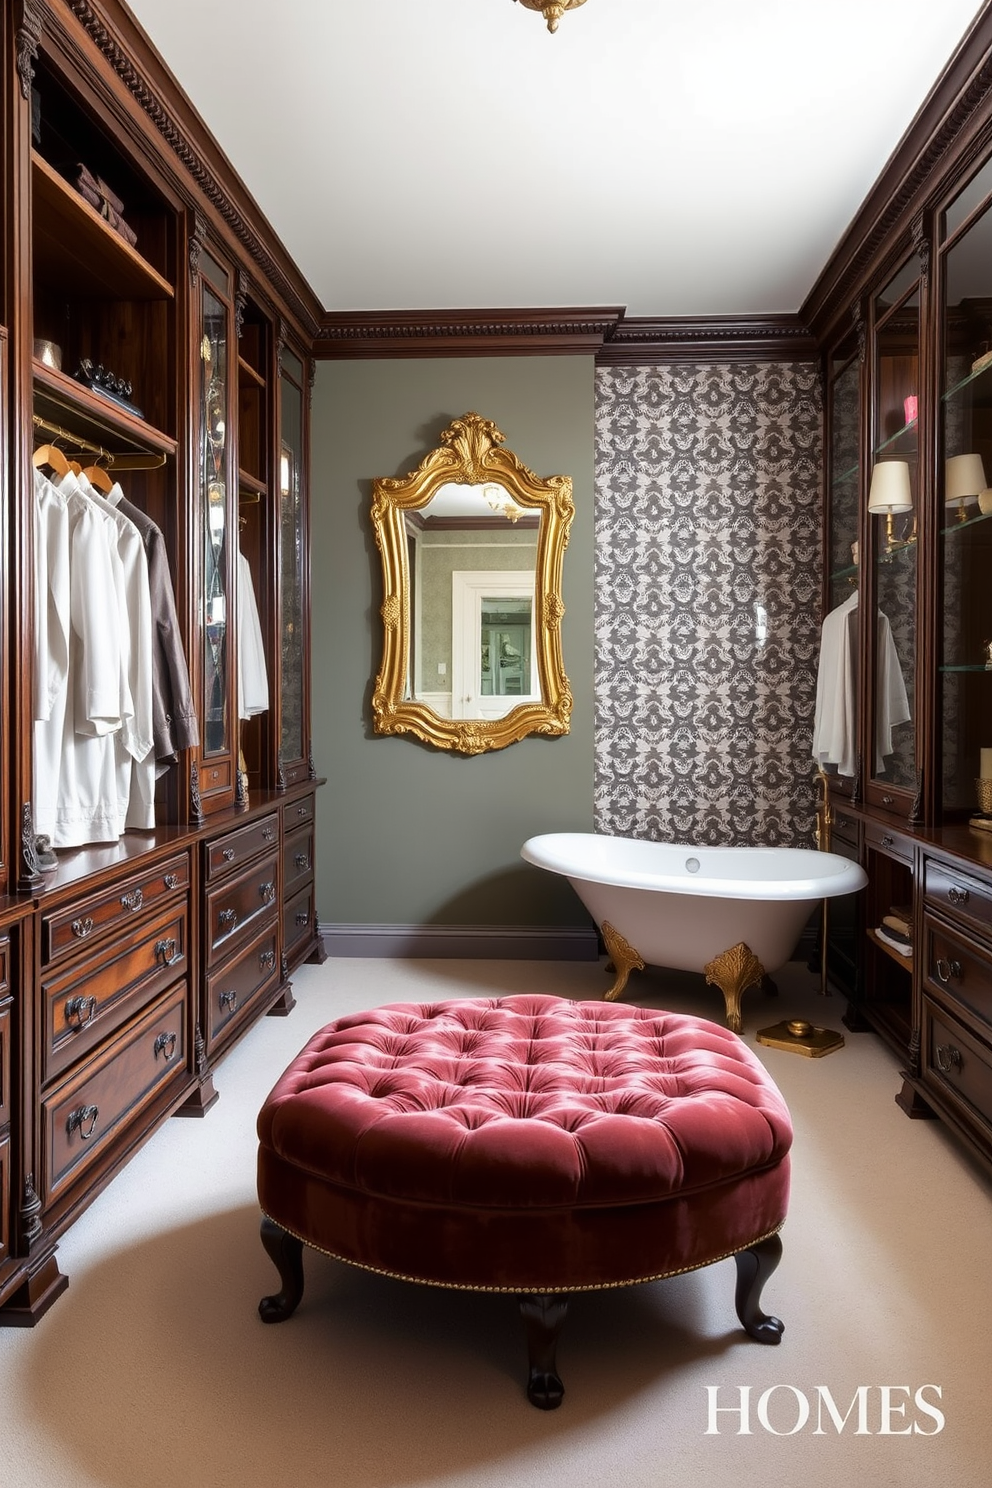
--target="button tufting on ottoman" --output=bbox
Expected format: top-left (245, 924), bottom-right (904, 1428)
top-left (256, 994), bottom-right (793, 1408)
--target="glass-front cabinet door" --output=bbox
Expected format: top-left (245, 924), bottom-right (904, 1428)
top-left (277, 344), bottom-right (310, 787)
top-left (939, 158), bottom-right (992, 820)
top-left (819, 329), bottom-right (862, 799)
top-left (195, 249), bottom-right (236, 815)
top-left (868, 257), bottom-right (920, 812)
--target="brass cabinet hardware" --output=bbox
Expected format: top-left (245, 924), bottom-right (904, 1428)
top-left (153, 1031), bottom-right (178, 1061)
top-left (935, 1044), bottom-right (962, 1074)
top-left (66, 1104), bottom-right (99, 1140)
top-left (65, 995), bottom-right (98, 1028)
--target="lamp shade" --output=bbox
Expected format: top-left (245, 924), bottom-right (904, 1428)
top-left (868, 460), bottom-right (914, 515)
top-left (945, 452), bottom-right (987, 504)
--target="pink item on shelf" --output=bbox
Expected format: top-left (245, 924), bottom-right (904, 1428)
top-left (904, 395), bottom-right (918, 424)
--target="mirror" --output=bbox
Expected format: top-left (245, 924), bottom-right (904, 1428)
top-left (371, 412), bottom-right (573, 753)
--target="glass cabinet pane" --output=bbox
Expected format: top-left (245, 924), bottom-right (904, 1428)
top-left (941, 187), bottom-right (992, 814)
top-left (279, 365), bottom-right (305, 766)
top-left (200, 268), bottom-right (231, 760)
top-left (870, 264), bottom-right (919, 794)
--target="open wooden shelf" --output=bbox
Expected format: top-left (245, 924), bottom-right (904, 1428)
top-left (34, 360), bottom-right (177, 458)
top-left (31, 151), bottom-right (173, 302)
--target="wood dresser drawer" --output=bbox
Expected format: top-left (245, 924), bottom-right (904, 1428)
top-left (205, 852), bottom-right (278, 965)
top-left (42, 902), bottom-right (188, 1083)
top-left (923, 858), bottom-right (992, 938)
top-left (922, 996), bottom-right (992, 1139)
top-left (283, 821), bottom-right (314, 896)
top-left (205, 814), bottom-right (278, 880)
top-left (42, 982), bottom-right (187, 1205)
top-left (42, 852), bottom-right (190, 966)
top-left (864, 820), bottom-right (914, 865)
top-left (922, 914), bottom-right (992, 1026)
top-left (206, 922), bottom-right (279, 1044)
top-left (284, 793), bottom-right (315, 829)
top-left (283, 882), bottom-right (315, 961)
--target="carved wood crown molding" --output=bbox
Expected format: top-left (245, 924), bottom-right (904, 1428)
top-left (599, 315), bottom-right (817, 363)
top-left (316, 308), bottom-right (816, 362)
top-left (66, 0), bottom-right (320, 339)
top-left (316, 307), bottom-right (625, 359)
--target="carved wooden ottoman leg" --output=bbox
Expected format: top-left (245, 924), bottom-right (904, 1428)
top-left (518, 1293), bottom-right (569, 1409)
top-left (733, 1232), bottom-right (784, 1344)
top-left (258, 1216), bottom-right (305, 1323)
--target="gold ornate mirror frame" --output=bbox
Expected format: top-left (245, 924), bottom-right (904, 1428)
top-left (371, 413), bottom-right (573, 754)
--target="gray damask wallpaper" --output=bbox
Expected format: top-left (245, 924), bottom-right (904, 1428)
top-left (594, 363), bottom-right (823, 847)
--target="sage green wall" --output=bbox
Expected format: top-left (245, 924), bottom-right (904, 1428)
top-left (310, 357), bottom-right (594, 927)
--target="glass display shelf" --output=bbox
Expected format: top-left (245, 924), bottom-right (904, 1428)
top-left (944, 358), bottom-right (992, 404)
top-left (875, 421), bottom-right (918, 456)
top-left (941, 508), bottom-right (992, 536)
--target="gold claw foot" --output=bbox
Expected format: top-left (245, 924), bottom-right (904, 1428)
top-left (703, 942), bottom-right (766, 1033)
top-left (601, 922), bottom-right (645, 1002)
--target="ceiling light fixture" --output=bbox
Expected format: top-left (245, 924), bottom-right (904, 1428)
top-left (515, 1), bottom-right (587, 34)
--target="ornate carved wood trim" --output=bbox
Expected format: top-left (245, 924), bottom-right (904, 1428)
top-left (598, 315), bottom-right (817, 364)
top-left (234, 268), bottom-right (249, 341)
top-left (65, 0), bottom-right (320, 338)
top-left (16, 0), bottom-right (45, 100)
top-left (315, 307), bottom-right (625, 359)
top-left (803, 7), bottom-right (992, 342)
top-left (188, 210), bottom-right (206, 285)
top-left (20, 1175), bottom-right (43, 1249)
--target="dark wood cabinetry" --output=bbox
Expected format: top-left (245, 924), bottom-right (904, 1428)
top-left (0, 2), bottom-right (322, 1321)
top-left (819, 40), bottom-right (992, 1175)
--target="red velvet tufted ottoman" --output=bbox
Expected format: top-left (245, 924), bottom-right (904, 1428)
top-left (256, 995), bottom-right (792, 1408)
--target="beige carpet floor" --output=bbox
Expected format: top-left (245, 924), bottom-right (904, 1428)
top-left (2, 954), bottom-right (990, 1488)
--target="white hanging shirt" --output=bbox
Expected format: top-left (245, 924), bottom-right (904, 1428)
top-left (36, 473), bottom-right (124, 846)
top-left (811, 591), bottom-right (912, 777)
top-left (84, 477), bottom-right (156, 830)
top-left (812, 591), bottom-right (858, 777)
top-left (238, 548), bottom-right (269, 719)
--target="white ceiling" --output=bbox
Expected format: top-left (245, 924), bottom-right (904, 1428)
top-left (125, 0), bottom-right (984, 318)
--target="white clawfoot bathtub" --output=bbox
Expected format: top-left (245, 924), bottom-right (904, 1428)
top-left (521, 833), bottom-right (868, 1030)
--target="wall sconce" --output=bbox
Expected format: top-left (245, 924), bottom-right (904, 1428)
top-left (868, 459), bottom-right (914, 548)
top-left (945, 452), bottom-right (987, 523)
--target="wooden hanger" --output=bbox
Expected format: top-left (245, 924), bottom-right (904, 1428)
top-left (82, 463), bottom-right (116, 493)
top-left (32, 442), bottom-right (71, 476)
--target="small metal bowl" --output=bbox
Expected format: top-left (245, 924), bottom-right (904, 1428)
top-left (33, 338), bottom-right (62, 371)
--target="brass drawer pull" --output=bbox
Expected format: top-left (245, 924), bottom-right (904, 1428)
top-left (295, 853), bottom-right (311, 872)
top-left (65, 995), bottom-right (97, 1028)
top-left (297, 805), bottom-right (309, 817)
top-left (295, 910), bottom-right (310, 927)
top-left (259, 949), bottom-right (276, 971)
top-left (935, 1044), bottom-right (962, 1074)
top-left (935, 958), bottom-right (962, 984)
top-left (71, 917), bottom-right (94, 939)
top-left (153, 1030), bottom-right (178, 1061)
top-left (164, 873), bottom-right (181, 890)
top-left (218, 908), bottom-right (238, 930)
top-left (880, 834), bottom-right (894, 849)
top-left (259, 881), bottom-right (276, 904)
top-left (262, 826), bottom-right (275, 841)
top-left (66, 1104), bottom-right (99, 1141)
top-left (222, 848), bottom-right (236, 862)
top-left (120, 888), bottom-right (144, 912)
top-left (155, 937), bottom-right (182, 967)
top-left (947, 886), bottom-right (970, 906)
top-left (882, 795), bottom-right (894, 806)
top-left (219, 989), bottom-right (238, 1013)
